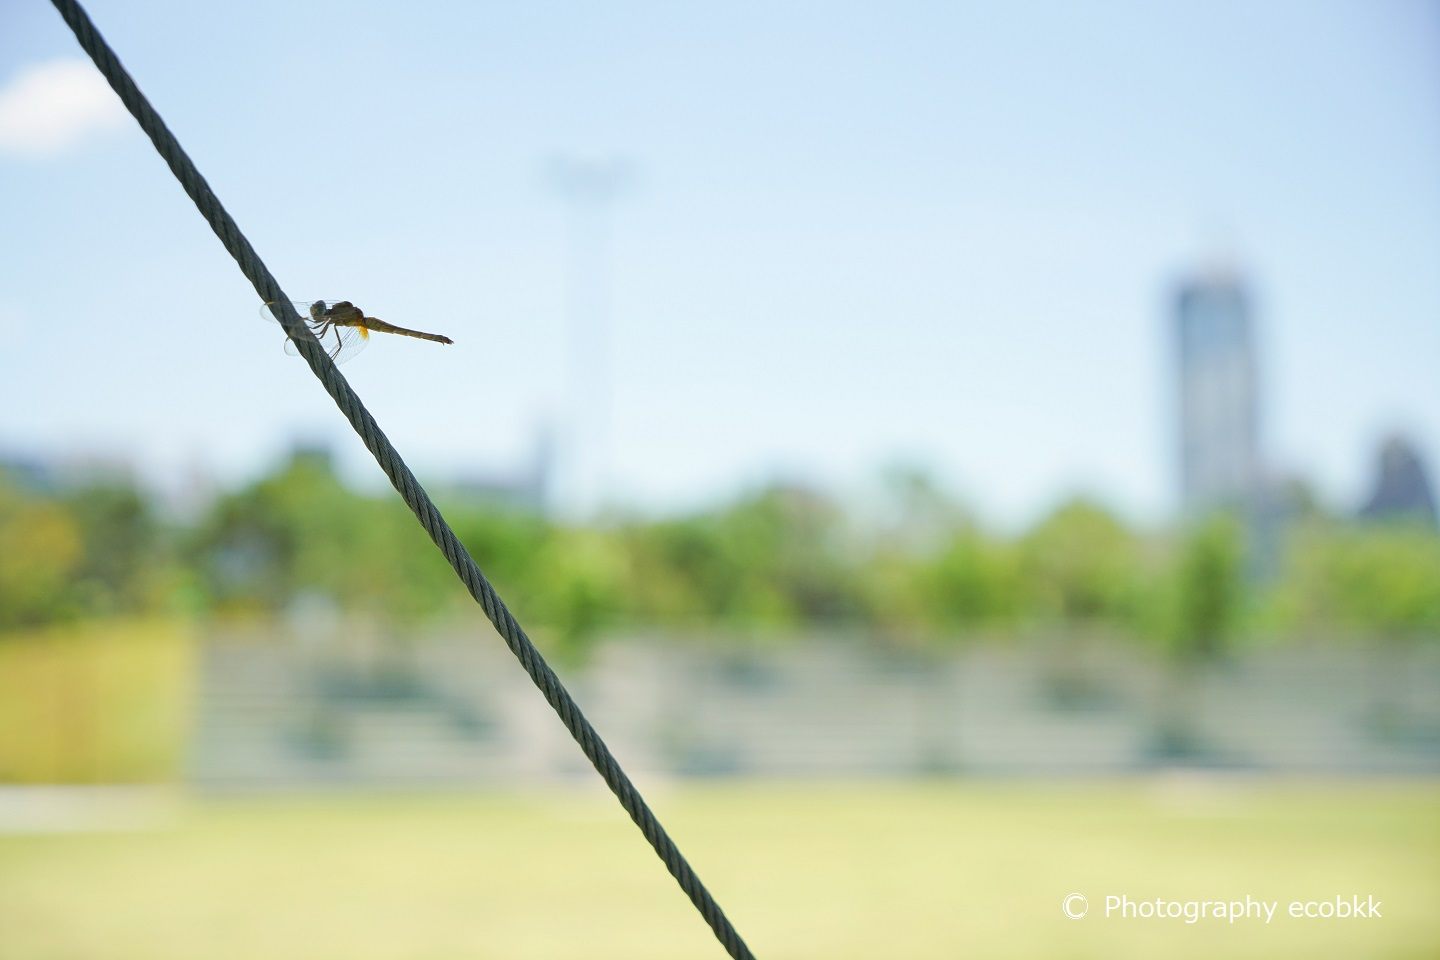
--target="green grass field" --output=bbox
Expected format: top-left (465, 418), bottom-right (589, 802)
top-left (0, 780), bottom-right (1435, 959)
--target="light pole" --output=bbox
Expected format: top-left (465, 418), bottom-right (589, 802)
top-left (547, 155), bottom-right (633, 519)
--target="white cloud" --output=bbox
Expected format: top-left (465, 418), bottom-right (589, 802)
top-left (0, 59), bottom-right (127, 158)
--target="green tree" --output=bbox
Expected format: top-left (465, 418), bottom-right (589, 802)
top-left (1018, 498), bottom-right (1141, 710)
top-left (1327, 527), bottom-right (1440, 641)
top-left (923, 529), bottom-right (1022, 635)
top-left (531, 526), bottom-right (627, 664)
top-left (1150, 514), bottom-right (1246, 760)
top-left (1172, 515), bottom-right (1245, 662)
top-left (1278, 522), bottom-right (1440, 643)
top-left (626, 484), bottom-right (860, 635)
top-left (1020, 498), bottom-right (1140, 629)
top-left (60, 479), bottom-right (167, 617)
top-left (0, 480), bottom-right (83, 629)
top-left (192, 449), bottom-right (455, 621)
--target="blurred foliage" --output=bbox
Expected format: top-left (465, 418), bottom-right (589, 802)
top-left (1, 457), bottom-right (1438, 655)
top-left (0, 474), bottom-right (169, 628)
top-left (1020, 498), bottom-right (1142, 627)
top-left (0, 482), bottom-right (81, 627)
top-left (1172, 514), bottom-right (1245, 662)
top-left (1278, 521), bottom-right (1440, 642)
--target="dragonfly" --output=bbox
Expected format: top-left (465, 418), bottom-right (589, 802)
top-left (260, 300), bottom-right (454, 364)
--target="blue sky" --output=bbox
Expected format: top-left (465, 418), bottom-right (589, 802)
top-left (1, 0), bottom-right (1436, 525)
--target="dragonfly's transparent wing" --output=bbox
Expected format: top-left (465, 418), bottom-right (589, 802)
top-left (259, 300), bottom-right (368, 365)
top-left (316, 324), bottom-right (369, 364)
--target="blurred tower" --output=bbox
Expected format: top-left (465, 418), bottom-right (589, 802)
top-left (1174, 266), bottom-right (1261, 518)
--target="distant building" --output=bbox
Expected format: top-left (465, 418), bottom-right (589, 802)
top-left (1359, 434), bottom-right (1437, 527)
top-left (0, 449), bottom-right (134, 493)
top-left (1174, 267), bottom-right (1262, 518)
top-left (449, 469), bottom-right (547, 514)
top-left (0, 452), bottom-right (55, 492)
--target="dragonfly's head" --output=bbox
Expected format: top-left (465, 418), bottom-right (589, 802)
top-left (308, 301), bottom-right (326, 320)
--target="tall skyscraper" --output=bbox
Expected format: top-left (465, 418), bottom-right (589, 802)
top-left (1174, 267), bottom-right (1261, 518)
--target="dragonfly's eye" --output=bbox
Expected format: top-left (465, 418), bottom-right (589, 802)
top-left (309, 301), bottom-right (325, 319)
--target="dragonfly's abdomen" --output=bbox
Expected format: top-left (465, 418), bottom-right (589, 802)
top-left (362, 318), bottom-right (454, 345)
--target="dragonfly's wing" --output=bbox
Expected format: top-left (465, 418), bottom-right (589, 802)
top-left (280, 322), bottom-right (369, 364)
top-left (323, 324), bottom-right (369, 365)
top-left (260, 301), bottom-right (367, 364)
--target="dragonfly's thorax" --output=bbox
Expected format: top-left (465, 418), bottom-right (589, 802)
top-left (322, 301), bottom-right (366, 326)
